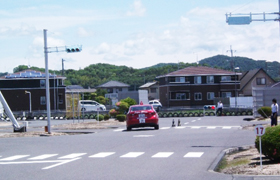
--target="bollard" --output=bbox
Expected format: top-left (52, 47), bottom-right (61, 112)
top-left (178, 119), bottom-right (181, 126)
top-left (172, 119), bottom-right (176, 127)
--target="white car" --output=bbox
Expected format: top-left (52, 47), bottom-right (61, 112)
top-left (78, 100), bottom-right (106, 112)
top-left (149, 100), bottom-right (162, 110)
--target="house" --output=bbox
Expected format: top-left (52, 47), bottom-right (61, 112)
top-left (97, 80), bottom-right (148, 105)
top-left (156, 66), bottom-right (240, 108)
top-left (0, 70), bottom-right (66, 112)
top-left (139, 81), bottom-right (159, 100)
top-left (239, 68), bottom-right (275, 96)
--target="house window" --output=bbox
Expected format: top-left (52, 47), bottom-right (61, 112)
top-left (207, 76), bottom-right (214, 83)
top-left (58, 93), bottom-right (63, 104)
top-left (118, 88), bottom-right (122, 92)
top-left (107, 88), bottom-right (113, 93)
top-left (221, 76), bottom-right (231, 81)
top-left (40, 80), bottom-right (46, 87)
top-left (151, 88), bottom-right (157, 93)
top-left (194, 76), bottom-right (202, 84)
top-left (221, 92), bottom-right (232, 98)
top-left (207, 92), bottom-right (215, 100)
top-left (194, 93), bottom-right (202, 100)
top-left (256, 77), bottom-right (266, 85)
top-left (175, 77), bottom-right (185, 83)
top-left (170, 92), bottom-right (190, 100)
top-left (40, 96), bottom-right (46, 105)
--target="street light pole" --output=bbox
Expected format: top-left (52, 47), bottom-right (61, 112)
top-left (25, 91), bottom-right (32, 113)
top-left (234, 67), bottom-right (240, 112)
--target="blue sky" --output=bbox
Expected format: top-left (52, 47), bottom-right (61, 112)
top-left (0, 0), bottom-right (279, 73)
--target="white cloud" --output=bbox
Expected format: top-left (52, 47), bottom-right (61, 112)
top-left (126, 0), bottom-right (146, 17)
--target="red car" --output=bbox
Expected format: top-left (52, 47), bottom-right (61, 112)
top-left (126, 105), bottom-right (159, 131)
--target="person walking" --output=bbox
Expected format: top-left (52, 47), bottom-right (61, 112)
top-left (216, 100), bottom-right (223, 116)
top-left (271, 98), bottom-right (278, 126)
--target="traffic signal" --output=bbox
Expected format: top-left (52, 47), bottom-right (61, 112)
top-left (65, 46), bottom-right (82, 53)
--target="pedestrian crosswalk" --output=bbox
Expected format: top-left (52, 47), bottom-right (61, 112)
top-left (113, 126), bottom-right (241, 132)
top-left (0, 151), bottom-right (204, 162)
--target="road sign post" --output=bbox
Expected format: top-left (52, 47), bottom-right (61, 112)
top-left (254, 125), bottom-right (265, 170)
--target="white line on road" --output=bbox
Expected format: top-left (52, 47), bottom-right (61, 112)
top-left (222, 126), bottom-right (232, 129)
top-left (58, 153), bottom-right (87, 159)
top-left (114, 129), bottom-right (125, 132)
top-left (42, 158), bottom-right (81, 170)
top-left (174, 126), bottom-right (186, 129)
top-left (191, 126), bottom-right (201, 129)
top-left (120, 152), bottom-right (144, 158)
top-left (191, 120), bottom-right (196, 122)
top-left (184, 122), bottom-right (189, 125)
top-left (0, 155), bottom-right (30, 161)
top-left (89, 152), bottom-right (115, 158)
top-left (133, 135), bottom-right (154, 137)
top-left (206, 127), bottom-right (216, 129)
top-left (184, 152), bottom-right (204, 158)
top-left (28, 154), bottom-right (58, 160)
top-left (160, 127), bottom-right (170, 130)
top-left (152, 152), bottom-right (174, 158)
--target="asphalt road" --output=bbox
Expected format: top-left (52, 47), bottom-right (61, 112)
top-left (0, 116), bottom-right (277, 180)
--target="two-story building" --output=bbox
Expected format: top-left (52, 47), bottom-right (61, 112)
top-left (0, 70), bottom-right (66, 112)
top-left (156, 66), bottom-right (240, 108)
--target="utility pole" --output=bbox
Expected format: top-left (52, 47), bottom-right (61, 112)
top-left (62, 59), bottom-right (65, 76)
top-left (227, 45), bottom-right (236, 71)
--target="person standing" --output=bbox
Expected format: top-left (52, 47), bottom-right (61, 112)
top-left (216, 100), bottom-right (223, 116)
top-left (271, 98), bottom-right (278, 126)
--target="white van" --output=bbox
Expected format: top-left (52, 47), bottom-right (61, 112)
top-left (78, 100), bottom-right (106, 112)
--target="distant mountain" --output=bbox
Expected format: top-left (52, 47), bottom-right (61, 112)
top-left (198, 55), bottom-right (279, 78)
top-left (4, 55), bottom-right (280, 89)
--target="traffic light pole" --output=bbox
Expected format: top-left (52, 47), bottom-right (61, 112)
top-left (44, 29), bottom-right (51, 134)
top-left (43, 29), bottom-right (82, 134)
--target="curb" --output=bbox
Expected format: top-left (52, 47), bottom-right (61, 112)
top-left (208, 145), bottom-right (280, 179)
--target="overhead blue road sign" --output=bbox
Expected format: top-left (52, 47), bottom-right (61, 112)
top-left (227, 16), bottom-right (251, 25)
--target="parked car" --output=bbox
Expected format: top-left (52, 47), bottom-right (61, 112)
top-left (149, 100), bottom-right (162, 110)
top-left (78, 100), bottom-right (106, 111)
top-left (126, 104), bottom-right (159, 131)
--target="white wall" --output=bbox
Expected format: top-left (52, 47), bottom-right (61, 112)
top-left (229, 97), bottom-right (253, 108)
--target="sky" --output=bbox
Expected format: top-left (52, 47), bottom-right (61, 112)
top-left (0, 0), bottom-right (279, 73)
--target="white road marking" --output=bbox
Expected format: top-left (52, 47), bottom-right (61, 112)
top-left (184, 152), bottom-right (204, 158)
top-left (174, 126), bottom-right (186, 129)
top-left (133, 135), bottom-right (154, 137)
top-left (222, 126), bottom-right (232, 129)
top-left (28, 154), bottom-right (58, 160)
top-left (206, 126), bottom-right (216, 129)
top-left (197, 118), bottom-right (201, 120)
top-left (89, 152), bottom-right (115, 158)
top-left (120, 152), bottom-right (144, 158)
top-left (184, 122), bottom-right (189, 125)
top-left (58, 153), bottom-right (87, 159)
top-left (0, 155), bottom-right (30, 161)
top-left (42, 158), bottom-right (80, 170)
top-left (191, 120), bottom-right (196, 122)
top-left (191, 126), bottom-right (201, 129)
top-left (114, 129), bottom-right (125, 132)
top-left (160, 127), bottom-right (170, 130)
top-left (152, 152), bottom-right (174, 158)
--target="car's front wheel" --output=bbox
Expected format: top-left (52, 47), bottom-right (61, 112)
top-left (127, 127), bottom-right (132, 131)
top-left (154, 125), bottom-right (159, 130)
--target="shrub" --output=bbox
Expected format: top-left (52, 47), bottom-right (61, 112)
top-left (96, 114), bottom-right (104, 121)
top-left (257, 106), bottom-right (271, 118)
top-left (121, 97), bottom-right (137, 107)
top-left (109, 109), bottom-right (118, 117)
top-left (255, 126), bottom-right (280, 161)
top-left (116, 101), bottom-right (129, 114)
top-left (116, 114), bottom-right (126, 122)
top-left (104, 114), bottom-right (110, 120)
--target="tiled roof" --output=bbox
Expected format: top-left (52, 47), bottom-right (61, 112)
top-left (139, 82), bottom-right (158, 88)
top-left (97, 80), bottom-right (130, 88)
top-left (0, 69), bottom-right (66, 79)
top-left (157, 66), bottom-right (234, 78)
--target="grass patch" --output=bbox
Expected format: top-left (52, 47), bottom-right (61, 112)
top-left (217, 156), bottom-right (250, 172)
